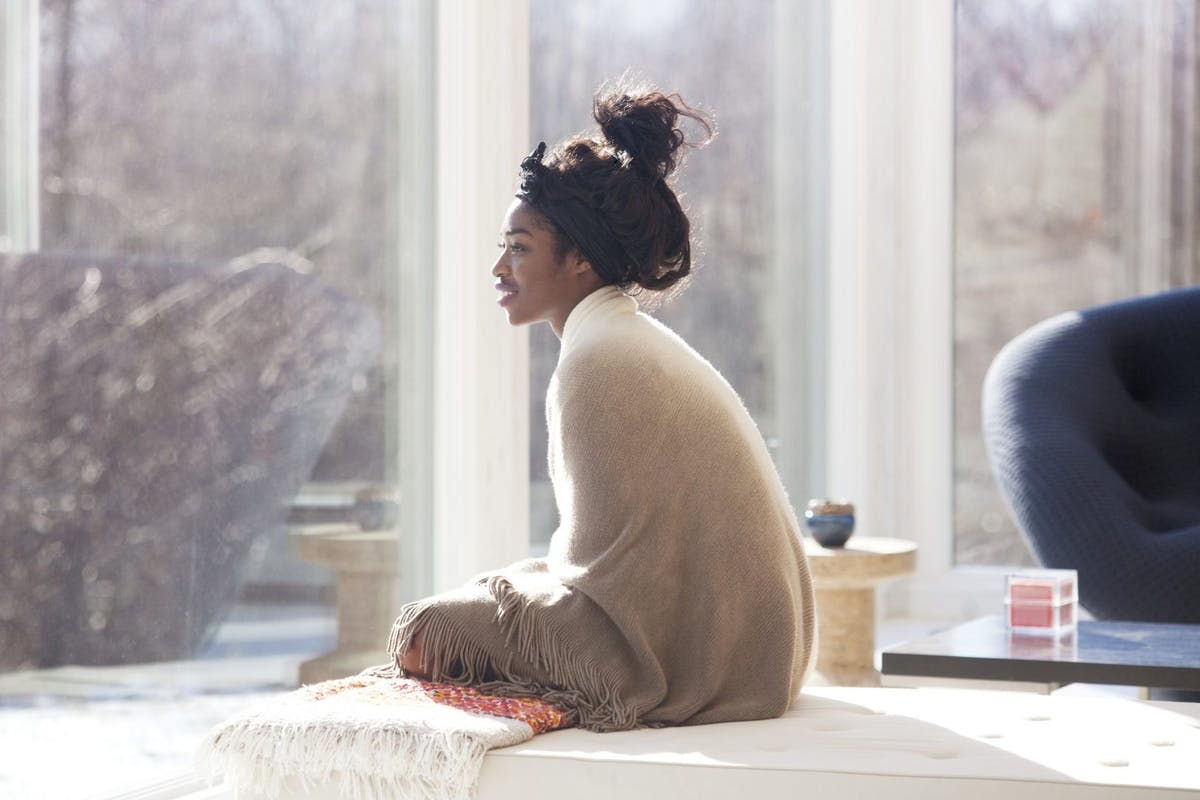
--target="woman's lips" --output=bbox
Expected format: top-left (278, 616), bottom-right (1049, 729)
top-left (495, 283), bottom-right (517, 306)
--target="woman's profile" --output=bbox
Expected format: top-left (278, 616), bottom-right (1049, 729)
top-left (385, 79), bottom-right (815, 731)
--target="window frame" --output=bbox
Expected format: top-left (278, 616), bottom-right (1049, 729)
top-left (825, 0), bottom-right (1006, 621)
top-left (427, 0), bottom-right (531, 594)
top-left (1, 0), bottom-right (37, 252)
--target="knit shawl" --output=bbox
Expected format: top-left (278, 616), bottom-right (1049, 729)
top-left (385, 286), bottom-right (815, 731)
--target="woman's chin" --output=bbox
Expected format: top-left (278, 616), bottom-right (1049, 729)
top-left (498, 301), bottom-right (537, 328)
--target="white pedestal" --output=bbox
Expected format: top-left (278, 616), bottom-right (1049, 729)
top-left (292, 524), bottom-right (401, 683)
top-left (804, 537), bottom-right (917, 686)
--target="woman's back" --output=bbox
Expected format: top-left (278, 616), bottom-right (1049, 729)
top-left (546, 286), bottom-right (814, 726)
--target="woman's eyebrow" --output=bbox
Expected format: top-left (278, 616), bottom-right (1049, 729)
top-left (504, 227), bottom-right (533, 237)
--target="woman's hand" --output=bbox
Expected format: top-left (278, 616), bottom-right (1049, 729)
top-left (400, 627), bottom-right (429, 678)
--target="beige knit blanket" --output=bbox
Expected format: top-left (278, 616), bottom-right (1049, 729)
top-left (386, 286), bottom-right (815, 731)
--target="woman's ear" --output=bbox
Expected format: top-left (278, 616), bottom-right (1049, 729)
top-left (570, 251), bottom-right (592, 276)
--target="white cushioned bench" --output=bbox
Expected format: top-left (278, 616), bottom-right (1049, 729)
top-left (241, 686), bottom-right (1200, 799)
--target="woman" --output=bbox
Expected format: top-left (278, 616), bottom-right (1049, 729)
top-left (387, 81), bottom-right (815, 732)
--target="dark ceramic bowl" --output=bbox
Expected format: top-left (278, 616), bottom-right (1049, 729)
top-left (804, 499), bottom-right (856, 548)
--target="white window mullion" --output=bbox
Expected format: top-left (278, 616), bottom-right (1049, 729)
top-left (827, 0), bottom-right (901, 549)
top-left (394, 0), bottom-right (438, 603)
top-left (432, 0), bottom-right (531, 592)
top-left (1170, 2), bottom-right (1198, 288)
top-left (899, 0), bottom-right (957, 607)
top-left (2, 0), bottom-right (38, 252)
top-left (1131, 0), bottom-right (1172, 293)
top-left (772, 0), bottom-right (830, 506)
top-left (827, 0), bottom-right (989, 621)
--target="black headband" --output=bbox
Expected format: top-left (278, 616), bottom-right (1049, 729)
top-left (515, 142), bottom-right (634, 286)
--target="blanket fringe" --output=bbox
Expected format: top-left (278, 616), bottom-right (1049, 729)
top-left (386, 599), bottom-right (498, 685)
top-left (196, 700), bottom-right (514, 800)
top-left (486, 575), bottom-right (638, 732)
top-left (385, 581), bottom-right (639, 732)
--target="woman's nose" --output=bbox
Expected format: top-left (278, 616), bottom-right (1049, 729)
top-left (491, 251), bottom-right (508, 277)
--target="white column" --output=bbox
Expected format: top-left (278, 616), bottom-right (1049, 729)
top-left (827, 0), bottom-right (957, 616)
top-left (1131, 1), bottom-right (1172, 293)
top-left (432, 0), bottom-right (531, 592)
top-left (394, 0), bottom-right (437, 602)
top-left (1, 0), bottom-right (39, 252)
top-left (772, 0), bottom-right (830, 506)
top-left (826, 0), bottom-right (871, 525)
top-left (903, 0), bottom-right (957, 611)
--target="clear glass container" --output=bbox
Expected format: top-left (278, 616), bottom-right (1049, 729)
top-left (1005, 569), bottom-right (1078, 636)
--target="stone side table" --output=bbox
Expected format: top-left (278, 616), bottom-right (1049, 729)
top-left (803, 537), bottom-right (917, 687)
top-left (292, 524), bottom-right (402, 683)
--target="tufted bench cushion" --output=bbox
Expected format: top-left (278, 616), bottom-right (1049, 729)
top-left (240, 687), bottom-right (1200, 799)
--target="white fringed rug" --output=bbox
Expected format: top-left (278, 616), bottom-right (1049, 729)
top-left (197, 675), bottom-right (573, 800)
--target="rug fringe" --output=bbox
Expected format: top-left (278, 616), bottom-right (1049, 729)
top-left (196, 688), bottom-right (529, 800)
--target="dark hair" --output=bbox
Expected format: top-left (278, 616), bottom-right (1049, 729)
top-left (516, 78), bottom-right (714, 299)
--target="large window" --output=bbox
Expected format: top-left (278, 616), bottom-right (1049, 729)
top-left (1, 1), bottom-right (416, 796)
top-left (37, 0), bottom-right (397, 482)
top-left (953, 0), bottom-right (1200, 566)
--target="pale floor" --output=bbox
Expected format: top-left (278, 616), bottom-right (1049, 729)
top-left (0, 605), bottom-right (336, 800)
top-left (0, 613), bottom-right (1138, 800)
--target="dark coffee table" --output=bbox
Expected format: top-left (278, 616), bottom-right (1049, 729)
top-left (881, 615), bottom-right (1200, 692)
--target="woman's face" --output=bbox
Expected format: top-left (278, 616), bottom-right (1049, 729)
top-left (492, 199), bottom-right (597, 336)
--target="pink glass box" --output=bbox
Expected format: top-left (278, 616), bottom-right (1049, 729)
top-left (1005, 569), bottom-right (1077, 636)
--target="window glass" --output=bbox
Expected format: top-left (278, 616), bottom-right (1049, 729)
top-left (954, 0), bottom-right (1200, 564)
top-left (37, 0), bottom-right (394, 482)
top-left (1, 1), bottom-right (403, 795)
top-left (528, 0), bottom-right (777, 549)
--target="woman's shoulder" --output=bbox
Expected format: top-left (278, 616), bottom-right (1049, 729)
top-left (560, 311), bottom-right (686, 377)
top-left (556, 310), bottom-right (729, 409)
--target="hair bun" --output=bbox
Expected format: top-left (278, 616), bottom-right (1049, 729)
top-left (593, 83), bottom-right (713, 179)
